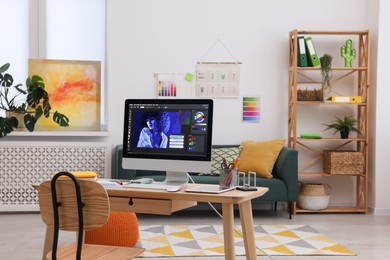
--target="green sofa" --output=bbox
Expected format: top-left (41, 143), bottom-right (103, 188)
top-left (113, 145), bottom-right (298, 218)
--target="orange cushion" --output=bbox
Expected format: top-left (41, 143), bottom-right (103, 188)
top-left (239, 139), bottom-right (285, 178)
top-left (85, 211), bottom-right (139, 247)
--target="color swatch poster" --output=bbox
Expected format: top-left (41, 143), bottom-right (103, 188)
top-left (156, 73), bottom-right (177, 98)
top-left (28, 59), bottom-right (101, 131)
top-left (155, 73), bottom-right (194, 99)
top-left (242, 96), bottom-right (260, 122)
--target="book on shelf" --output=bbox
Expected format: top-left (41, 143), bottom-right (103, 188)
top-left (297, 36), bottom-right (308, 67)
top-left (300, 133), bottom-right (322, 139)
top-left (326, 96), bottom-right (362, 103)
top-left (304, 37), bottom-right (320, 67)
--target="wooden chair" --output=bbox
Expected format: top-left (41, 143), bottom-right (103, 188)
top-left (37, 172), bottom-right (144, 260)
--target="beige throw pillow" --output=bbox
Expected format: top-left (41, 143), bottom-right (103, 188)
top-left (239, 139), bottom-right (285, 178)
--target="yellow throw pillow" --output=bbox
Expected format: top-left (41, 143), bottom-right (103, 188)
top-left (239, 139), bottom-right (285, 178)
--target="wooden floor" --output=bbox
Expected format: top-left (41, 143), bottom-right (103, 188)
top-left (1, 206), bottom-right (389, 260)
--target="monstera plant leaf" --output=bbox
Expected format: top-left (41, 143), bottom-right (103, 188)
top-left (24, 113), bottom-right (36, 132)
top-left (0, 64), bottom-right (13, 87)
top-left (0, 116), bottom-right (18, 137)
top-left (53, 111), bottom-right (70, 127)
top-left (27, 87), bottom-right (48, 109)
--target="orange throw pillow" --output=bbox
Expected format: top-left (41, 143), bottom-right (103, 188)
top-left (239, 139), bottom-right (285, 178)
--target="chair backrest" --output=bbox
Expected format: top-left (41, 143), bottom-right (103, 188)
top-left (38, 179), bottom-right (110, 231)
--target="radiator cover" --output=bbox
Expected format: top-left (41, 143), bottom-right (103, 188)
top-left (0, 142), bottom-right (111, 211)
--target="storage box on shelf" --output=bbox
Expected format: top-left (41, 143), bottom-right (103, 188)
top-left (323, 150), bottom-right (364, 175)
top-left (288, 29), bottom-right (369, 213)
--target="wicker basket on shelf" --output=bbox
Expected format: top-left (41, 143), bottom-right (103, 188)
top-left (323, 150), bottom-right (363, 174)
top-left (297, 88), bottom-right (324, 101)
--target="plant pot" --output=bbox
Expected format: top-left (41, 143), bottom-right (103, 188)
top-left (340, 129), bottom-right (349, 139)
top-left (5, 112), bottom-right (26, 130)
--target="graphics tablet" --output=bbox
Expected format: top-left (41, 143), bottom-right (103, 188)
top-left (185, 185), bottom-right (235, 194)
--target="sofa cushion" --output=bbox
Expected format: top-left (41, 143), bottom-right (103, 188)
top-left (238, 139), bottom-right (285, 179)
top-left (199, 146), bottom-right (240, 176)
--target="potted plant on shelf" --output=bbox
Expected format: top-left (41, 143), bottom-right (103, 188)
top-left (320, 53), bottom-right (333, 95)
top-left (0, 63), bottom-right (69, 138)
top-left (322, 115), bottom-right (362, 139)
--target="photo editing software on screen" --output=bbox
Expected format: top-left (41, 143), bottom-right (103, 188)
top-left (123, 100), bottom-right (212, 161)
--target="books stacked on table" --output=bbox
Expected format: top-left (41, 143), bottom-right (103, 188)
top-left (55, 171), bottom-right (99, 181)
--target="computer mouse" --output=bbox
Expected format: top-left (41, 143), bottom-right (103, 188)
top-left (166, 186), bottom-right (181, 192)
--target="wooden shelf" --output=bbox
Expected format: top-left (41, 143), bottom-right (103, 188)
top-left (299, 172), bottom-right (366, 177)
top-left (295, 66), bottom-right (367, 71)
top-left (290, 102), bottom-right (367, 105)
top-left (295, 205), bottom-right (366, 213)
top-left (290, 30), bottom-right (369, 36)
top-left (288, 29), bottom-right (370, 214)
top-left (296, 137), bottom-right (365, 141)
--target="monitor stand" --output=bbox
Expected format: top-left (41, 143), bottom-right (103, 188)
top-left (162, 171), bottom-right (189, 186)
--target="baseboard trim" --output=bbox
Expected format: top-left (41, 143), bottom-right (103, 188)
top-left (369, 206), bottom-right (390, 215)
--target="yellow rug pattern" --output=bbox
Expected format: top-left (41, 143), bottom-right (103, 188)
top-left (137, 224), bottom-right (356, 257)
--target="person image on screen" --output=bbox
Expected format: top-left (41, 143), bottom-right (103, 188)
top-left (137, 113), bottom-right (168, 148)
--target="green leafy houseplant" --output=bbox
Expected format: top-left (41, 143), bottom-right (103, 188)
top-left (323, 115), bottom-right (362, 139)
top-left (0, 63), bottom-right (69, 137)
top-left (320, 54), bottom-right (333, 94)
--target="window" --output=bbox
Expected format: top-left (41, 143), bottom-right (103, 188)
top-left (0, 0), bottom-right (106, 130)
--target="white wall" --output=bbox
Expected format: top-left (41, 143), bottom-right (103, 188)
top-left (371, 0), bottom-right (390, 214)
top-left (106, 0), bottom-right (367, 147)
top-left (105, 0), bottom-right (370, 207)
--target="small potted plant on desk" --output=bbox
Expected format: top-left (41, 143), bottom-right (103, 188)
top-left (0, 63), bottom-right (69, 137)
top-left (322, 115), bottom-right (362, 139)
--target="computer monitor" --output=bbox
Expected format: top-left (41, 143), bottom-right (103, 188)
top-left (122, 99), bottom-right (214, 185)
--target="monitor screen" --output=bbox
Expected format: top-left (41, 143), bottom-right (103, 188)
top-left (122, 99), bottom-right (213, 183)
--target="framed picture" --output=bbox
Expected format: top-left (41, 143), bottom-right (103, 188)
top-left (28, 59), bottom-right (101, 131)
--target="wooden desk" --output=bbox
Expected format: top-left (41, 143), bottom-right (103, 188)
top-left (38, 183), bottom-right (268, 260)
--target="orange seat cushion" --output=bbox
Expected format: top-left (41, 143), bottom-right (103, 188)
top-left (85, 211), bottom-right (139, 247)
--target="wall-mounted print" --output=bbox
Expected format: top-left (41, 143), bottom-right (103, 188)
top-left (28, 59), bottom-right (101, 131)
top-left (154, 72), bottom-right (194, 99)
top-left (242, 96), bottom-right (260, 122)
top-left (195, 62), bottom-right (240, 98)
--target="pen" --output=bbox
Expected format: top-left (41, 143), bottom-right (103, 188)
top-left (233, 157), bottom-right (241, 169)
top-left (221, 157), bottom-right (229, 169)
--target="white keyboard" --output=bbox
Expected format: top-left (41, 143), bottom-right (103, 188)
top-left (123, 183), bottom-right (181, 192)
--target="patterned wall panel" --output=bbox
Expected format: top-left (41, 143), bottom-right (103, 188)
top-left (0, 142), bottom-right (111, 211)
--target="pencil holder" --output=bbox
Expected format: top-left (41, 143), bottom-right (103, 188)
top-left (219, 169), bottom-right (237, 190)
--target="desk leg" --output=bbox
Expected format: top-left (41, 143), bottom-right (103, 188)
top-left (42, 226), bottom-right (53, 260)
top-left (222, 203), bottom-right (235, 260)
top-left (239, 200), bottom-right (257, 260)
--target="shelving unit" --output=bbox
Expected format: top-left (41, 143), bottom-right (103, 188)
top-left (288, 30), bottom-right (370, 213)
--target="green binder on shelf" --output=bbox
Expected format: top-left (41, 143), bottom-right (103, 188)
top-left (304, 37), bottom-right (320, 67)
top-left (297, 36), bottom-right (308, 67)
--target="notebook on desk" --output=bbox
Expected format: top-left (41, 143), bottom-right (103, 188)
top-left (185, 185), bottom-right (235, 194)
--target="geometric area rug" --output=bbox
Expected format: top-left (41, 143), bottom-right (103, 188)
top-left (137, 225), bottom-right (356, 257)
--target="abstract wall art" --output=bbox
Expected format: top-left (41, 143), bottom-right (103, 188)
top-left (28, 59), bottom-right (101, 131)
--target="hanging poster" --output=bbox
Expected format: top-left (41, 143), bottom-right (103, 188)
top-left (195, 63), bottom-right (240, 98)
top-left (155, 73), bottom-right (194, 99)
